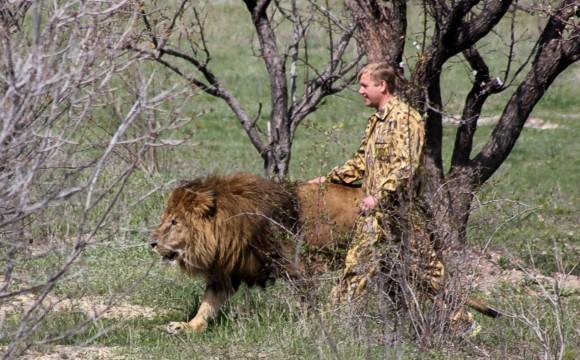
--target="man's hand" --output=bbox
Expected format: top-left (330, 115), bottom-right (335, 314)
top-left (308, 176), bottom-right (326, 184)
top-left (359, 195), bottom-right (379, 214)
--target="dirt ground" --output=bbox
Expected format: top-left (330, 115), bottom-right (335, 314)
top-left (443, 116), bottom-right (563, 130)
top-left (0, 290), bottom-right (158, 327)
top-left (464, 248), bottom-right (580, 294)
top-left (0, 346), bottom-right (124, 360)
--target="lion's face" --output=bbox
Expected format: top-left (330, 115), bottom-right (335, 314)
top-left (151, 211), bottom-right (189, 264)
top-left (151, 187), bottom-right (217, 267)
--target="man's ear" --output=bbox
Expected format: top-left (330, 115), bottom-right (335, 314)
top-left (379, 80), bottom-right (389, 94)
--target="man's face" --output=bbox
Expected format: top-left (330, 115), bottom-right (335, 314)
top-left (358, 72), bottom-right (388, 109)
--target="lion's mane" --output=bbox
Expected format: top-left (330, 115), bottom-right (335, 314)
top-left (162, 173), bottom-right (298, 290)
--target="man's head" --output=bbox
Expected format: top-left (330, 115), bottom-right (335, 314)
top-left (357, 63), bottom-right (400, 109)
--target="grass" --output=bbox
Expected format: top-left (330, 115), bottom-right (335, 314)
top-left (2, 1), bottom-right (579, 359)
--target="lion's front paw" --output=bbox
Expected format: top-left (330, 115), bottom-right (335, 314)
top-left (166, 321), bottom-right (190, 334)
top-left (165, 319), bottom-right (208, 334)
top-left (189, 318), bottom-right (208, 333)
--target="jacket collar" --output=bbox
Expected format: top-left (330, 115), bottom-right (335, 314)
top-left (375, 95), bottom-right (400, 121)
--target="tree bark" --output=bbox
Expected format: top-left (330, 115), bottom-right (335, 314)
top-left (345, 0), bottom-right (407, 65)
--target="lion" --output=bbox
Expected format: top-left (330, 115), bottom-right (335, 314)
top-left (151, 173), bottom-right (498, 334)
top-left (151, 173), bottom-right (299, 333)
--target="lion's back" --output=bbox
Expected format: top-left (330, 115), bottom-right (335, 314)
top-left (297, 183), bottom-right (362, 249)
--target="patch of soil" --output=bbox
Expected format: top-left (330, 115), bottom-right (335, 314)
top-left (1, 345), bottom-right (123, 360)
top-left (464, 248), bottom-right (580, 294)
top-left (443, 115), bottom-right (562, 130)
top-left (1, 291), bottom-right (158, 323)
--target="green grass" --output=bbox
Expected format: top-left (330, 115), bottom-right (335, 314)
top-left (2, 1), bottom-right (579, 359)
top-left (463, 111), bottom-right (580, 274)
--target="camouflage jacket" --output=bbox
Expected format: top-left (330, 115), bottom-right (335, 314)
top-left (326, 96), bottom-right (425, 202)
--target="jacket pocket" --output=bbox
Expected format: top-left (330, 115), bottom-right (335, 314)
top-left (374, 142), bottom-right (391, 161)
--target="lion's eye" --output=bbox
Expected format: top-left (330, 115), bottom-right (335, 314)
top-left (171, 219), bottom-right (177, 226)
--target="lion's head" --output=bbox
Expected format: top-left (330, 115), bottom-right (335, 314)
top-left (151, 182), bottom-right (218, 270)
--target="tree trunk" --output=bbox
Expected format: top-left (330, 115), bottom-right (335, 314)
top-left (345, 0), bottom-right (406, 68)
top-left (264, 132), bottom-right (291, 181)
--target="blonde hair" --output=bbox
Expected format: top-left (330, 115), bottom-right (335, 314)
top-left (357, 62), bottom-right (402, 94)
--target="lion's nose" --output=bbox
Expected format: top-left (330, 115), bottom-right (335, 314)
top-left (150, 241), bottom-right (158, 248)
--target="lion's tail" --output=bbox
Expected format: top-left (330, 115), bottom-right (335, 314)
top-left (466, 298), bottom-right (502, 318)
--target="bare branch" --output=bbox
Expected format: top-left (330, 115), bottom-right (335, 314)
top-left (472, 0), bottom-right (580, 185)
top-left (289, 23), bottom-right (360, 137)
top-left (451, 0), bottom-right (514, 54)
top-left (449, 46), bottom-right (503, 169)
top-left (128, 3), bottom-right (267, 156)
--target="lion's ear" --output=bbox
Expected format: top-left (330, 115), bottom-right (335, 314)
top-left (183, 189), bottom-right (217, 218)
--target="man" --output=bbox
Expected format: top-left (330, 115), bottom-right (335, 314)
top-left (309, 62), bottom-right (480, 337)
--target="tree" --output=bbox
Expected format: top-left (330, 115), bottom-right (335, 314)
top-left (345, 0), bottom-right (580, 260)
top-left (0, 1), bottom-right (189, 357)
top-left (128, 0), bottom-right (361, 180)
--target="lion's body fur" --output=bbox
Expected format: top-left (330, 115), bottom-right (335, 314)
top-left (296, 183), bottom-right (362, 272)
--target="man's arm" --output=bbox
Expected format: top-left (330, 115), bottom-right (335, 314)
top-left (374, 110), bottom-right (425, 202)
top-left (326, 134), bottom-right (367, 185)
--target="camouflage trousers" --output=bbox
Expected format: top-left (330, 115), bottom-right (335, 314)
top-left (330, 210), bottom-right (474, 331)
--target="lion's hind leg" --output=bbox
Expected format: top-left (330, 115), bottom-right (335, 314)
top-left (166, 281), bottom-right (232, 334)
